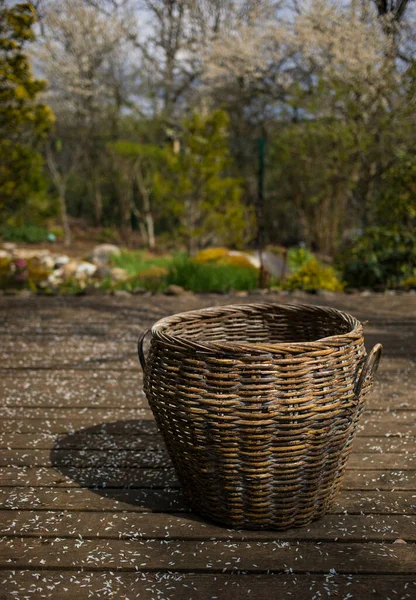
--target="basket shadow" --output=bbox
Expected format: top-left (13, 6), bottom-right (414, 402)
top-left (50, 419), bottom-right (191, 513)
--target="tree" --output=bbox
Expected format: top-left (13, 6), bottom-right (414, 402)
top-left (46, 135), bottom-right (82, 246)
top-left (0, 1), bottom-right (54, 222)
top-left (36, 0), bottom-right (137, 224)
top-left (204, 0), bottom-right (416, 252)
top-left (107, 140), bottom-right (165, 248)
top-left (138, 0), bottom-right (237, 119)
top-left (156, 110), bottom-right (250, 252)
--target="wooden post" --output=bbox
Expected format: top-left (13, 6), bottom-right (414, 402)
top-left (257, 135), bottom-right (267, 288)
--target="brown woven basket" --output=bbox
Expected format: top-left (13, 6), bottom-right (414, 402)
top-left (138, 303), bottom-right (382, 530)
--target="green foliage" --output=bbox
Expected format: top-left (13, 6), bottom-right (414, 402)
top-left (283, 259), bottom-right (344, 292)
top-left (155, 110), bottom-right (250, 251)
top-left (109, 250), bottom-right (259, 292)
top-left (97, 228), bottom-right (120, 243)
top-left (400, 276), bottom-right (416, 291)
top-left (194, 247), bottom-right (230, 262)
top-left (0, 2), bottom-right (54, 220)
top-left (376, 152), bottom-right (416, 229)
top-left (267, 118), bottom-right (356, 254)
top-left (167, 256), bottom-right (258, 293)
top-left (339, 228), bottom-right (416, 289)
top-left (111, 251), bottom-right (172, 275)
top-left (48, 226), bottom-right (64, 240)
top-left (0, 140), bottom-right (52, 222)
top-left (0, 255), bottom-right (50, 290)
top-left (0, 224), bottom-right (50, 243)
top-left (137, 266), bottom-right (169, 292)
top-left (287, 246), bottom-right (316, 272)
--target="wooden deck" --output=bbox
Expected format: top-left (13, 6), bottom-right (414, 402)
top-left (1, 293), bottom-right (415, 599)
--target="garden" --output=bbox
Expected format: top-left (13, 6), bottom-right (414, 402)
top-left (0, 1), bottom-right (414, 299)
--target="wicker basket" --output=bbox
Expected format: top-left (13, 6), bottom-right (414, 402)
top-left (138, 303), bottom-right (382, 530)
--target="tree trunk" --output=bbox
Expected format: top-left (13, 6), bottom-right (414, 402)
top-left (135, 167), bottom-right (156, 250)
top-left (145, 212), bottom-right (156, 249)
top-left (58, 186), bottom-right (71, 247)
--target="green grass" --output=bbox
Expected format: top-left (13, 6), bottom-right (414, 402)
top-left (0, 225), bottom-right (50, 244)
top-left (111, 251), bottom-right (173, 275)
top-left (168, 255), bottom-right (258, 293)
top-left (110, 251), bottom-right (259, 293)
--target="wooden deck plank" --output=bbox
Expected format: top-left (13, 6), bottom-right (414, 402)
top-left (2, 467), bottom-right (415, 490)
top-left (0, 418), bottom-right (158, 434)
top-left (1, 415), bottom-right (414, 435)
top-left (1, 511), bottom-right (415, 542)
top-left (1, 432), bottom-right (414, 453)
top-left (0, 374), bottom-right (413, 411)
top-left (1, 488), bottom-right (413, 514)
top-left (1, 449), bottom-right (414, 470)
top-left (1, 572), bottom-right (415, 600)
top-left (1, 294), bottom-right (415, 598)
top-left (1, 406), bottom-right (415, 422)
top-left (1, 538), bottom-right (414, 574)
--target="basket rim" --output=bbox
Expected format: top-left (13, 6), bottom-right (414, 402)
top-left (150, 302), bottom-right (363, 355)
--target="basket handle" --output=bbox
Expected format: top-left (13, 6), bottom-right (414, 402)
top-left (137, 329), bottom-right (151, 372)
top-left (354, 344), bottom-right (383, 399)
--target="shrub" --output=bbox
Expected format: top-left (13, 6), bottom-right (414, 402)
top-left (0, 257), bottom-right (12, 288)
top-left (0, 224), bottom-right (50, 244)
top-left (194, 248), bottom-right (258, 271)
top-left (97, 228), bottom-right (120, 244)
top-left (287, 246), bottom-right (316, 272)
top-left (339, 228), bottom-right (416, 289)
top-left (400, 276), bottom-right (416, 290)
top-left (283, 259), bottom-right (344, 292)
top-left (168, 256), bottom-right (258, 293)
top-left (111, 251), bottom-right (172, 276)
top-left (220, 254), bottom-right (257, 271)
top-left (0, 256), bottom-right (51, 290)
top-left (48, 226), bottom-right (64, 240)
top-left (194, 247), bottom-right (230, 263)
top-left (138, 266), bottom-right (169, 292)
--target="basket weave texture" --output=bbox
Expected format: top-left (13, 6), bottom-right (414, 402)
top-left (139, 303), bottom-right (381, 530)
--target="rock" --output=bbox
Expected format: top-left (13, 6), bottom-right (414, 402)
top-left (393, 539), bottom-right (407, 544)
top-left (113, 289), bottom-right (131, 297)
top-left (2, 242), bottom-right (16, 252)
top-left (75, 261), bottom-right (97, 279)
top-left (54, 255), bottom-right (70, 268)
top-left (234, 290), bottom-right (249, 297)
top-left (40, 255), bottom-right (55, 270)
top-left (131, 287), bottom-right (147, 295)
top-left (262, 251), bottom-right (291, 277)
top-left (62, 260), bottom-right (79, 280)
top-left (110, 267), bottom-right (129, 282)
top-left (90, 244), bottom-right (121, 266)
top-left (0, 250), bottom-right (9, 259)
top-left (15, 249), bottom-right (51, 260)
top-left (48, 268), bottom-right (64, 285)
top-left (95, 266), bottom-right (112, 279)
top-left (164, 284), bottom-right (187, 296)
top-left (361, 290), bottom-right (372, 297)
